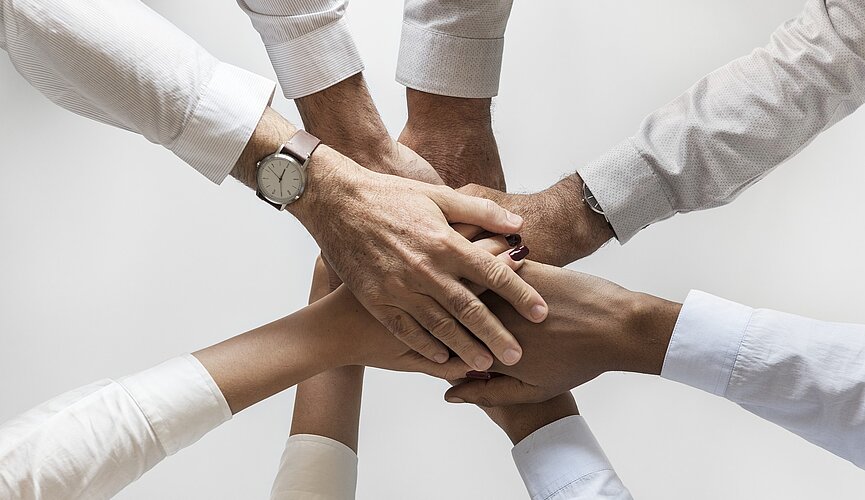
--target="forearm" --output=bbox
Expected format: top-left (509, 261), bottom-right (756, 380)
top-left (401, 89), bottom-right (504, 190)
top-left (193, 297), bottom-right (344, 414)
top-left (295, 74), bottom-right (443, 184)
top-left (1, 0), bottom-right (274, 184)
top-left (662, 291), bottom-right (865, 468)
top-left (289, 259), bottom-right (364, 452)
top-left (579, 0), bottom-right (865, 243)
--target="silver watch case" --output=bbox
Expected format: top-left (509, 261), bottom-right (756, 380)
top-left (255, 150), bottom-right (307, 210)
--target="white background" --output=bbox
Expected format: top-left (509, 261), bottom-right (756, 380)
top-left (3, 0), bottom-right (865, 498)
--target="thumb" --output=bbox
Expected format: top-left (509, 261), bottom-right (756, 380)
top-left (444, 376), bottom-right (543, 407)
top-left (433, 188), bottom-right (523, 234)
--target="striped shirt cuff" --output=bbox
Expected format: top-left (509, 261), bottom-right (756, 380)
top-left (577, 139), bottom-right (676, 243)
top-left (118, 355), bottom-right (232, 456)
top-left (265, 17), bottom-right (364, 99)
top-left (170, 62), bottom-right (276, 184)
top-left (396, 21), bottom-right (505, 98)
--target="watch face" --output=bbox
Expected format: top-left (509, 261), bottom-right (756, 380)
top-left (257, 154), bottom-right (305, 204)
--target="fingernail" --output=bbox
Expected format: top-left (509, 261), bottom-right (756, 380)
top-left (466, 370), bottom-right (492, 380)
top-left (509, 245), bottom-right (529, 261)
top-left (531, 304), bottom-right (548, 321)
top-left (446, 396), bottom-right (466, 404)
top-left (504, 234), bottom-right (522, 247)
top-left (506, 212), bottom-right (524, 226)
top-left (434, 353), bottom-right (449, 364)
top-left (503, 348), bottom-right (522, 365)
top-left (474, 355), bottom-right (493, 371)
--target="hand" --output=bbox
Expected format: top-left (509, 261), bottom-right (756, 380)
top-left (323, 235), bottom-right (530, 378)
top-left (290, 152), bottom-right (548, 372)
top-left (444, 261), bottom-right (681, 406)
top-left (457, 177), bottom-right (615, 267)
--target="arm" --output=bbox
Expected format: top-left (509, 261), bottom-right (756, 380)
top-left (0, 280), bottom-right (464, 500)
top-left (0, 0), bottom-right (275, 183)
top-left (446, 262), bottom-right (865, 469)
top-left (270, 258), bottom-right (363, 500)
top-left (579, 0), bottom-right (865, 243)
top-left (396, 0), bottom-right (515, 190)
top-left (2, 0), bottom-right (548, 371)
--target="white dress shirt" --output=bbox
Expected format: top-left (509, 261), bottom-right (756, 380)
top-left (0, 0), bottom-right (276, 184)
top-left (237, 0), bottom-right (514, 99)
top-left (579, 0), bottom-right (865, 242)
top-left (0, 355), bottom-right (232, 500)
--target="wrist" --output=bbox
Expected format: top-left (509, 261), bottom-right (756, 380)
top-left (487, 394), bottom-right (580, 445)
top-left (296, 74), bottom-right (395, 171)
top-left (231, 107), bottom-right (298, 190)
top-left (623, 292), bottom-right (681, 376)
top-left (402, 89), bottom-right (503, 189)
top-left (285, 145), bottom-right (362, 229)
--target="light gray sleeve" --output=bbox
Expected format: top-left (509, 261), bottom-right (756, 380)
top-left (579, 0), bottom-right (865, 242)
top-left (397, 0), bottom-right (515, 98)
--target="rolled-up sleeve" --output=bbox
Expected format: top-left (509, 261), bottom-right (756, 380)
top-left (397, 0), bottom-right (515, 98)
top-left (237, 0), bottom-right (364, 99)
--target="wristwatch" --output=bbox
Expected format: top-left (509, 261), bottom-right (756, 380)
top-left (582, 182), bottom-right (611, 224)
top-left (255, 129), bottom-right (321, 210)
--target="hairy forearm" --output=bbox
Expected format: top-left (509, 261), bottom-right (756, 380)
top-left (296, 74), bottom-right (442, 184)
top-left (400, 89), bottom-right (504, 190)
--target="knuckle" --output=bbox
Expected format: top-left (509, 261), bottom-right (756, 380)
top-left (456, 298), bottom-right (487, 327)
top-left (485, 261), bottom-right (515, 290)
top-left (476, 396), bottom-right (495, 408)
top-left (481, 197), bottom-right (499, 216)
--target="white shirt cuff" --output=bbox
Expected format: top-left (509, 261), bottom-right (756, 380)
top-left (271, 434), bottom-right (358, 500)
top-left (512, 415), bottom-right (615, 500)
top-left (170, 62), bottom-right (276, 184)
top-left (661, 290), bottom-right (755, 396)
top-left (577, 139), bottom-right (676, 243)
top-left (396, 21), bottom-right (505, 98)
top-left (264, 17), bottom-right (364, 99)
top-left (118, 354), bottom-right (232, 456)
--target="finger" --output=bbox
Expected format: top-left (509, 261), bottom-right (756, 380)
top-left (410, 297), bottom-right (493, 371)
top-left (471, 235), bottom-right (512, 256)
top-left (457, 240), bottom-right (548, 324)
top-left (466, 247), bottom-right (525, 296)
top-left (375, 305), bottom-right (450, 364)
top-left (452, 223), bottom-right (485, 241)
top-left (433, 188), bottom-right (524, 234)
top-left (444, 376), bottom-right (545, 407)
top-left (390, 354), bottom-right (473, 381)
top-left (435, 280), bottom-right (522, 366)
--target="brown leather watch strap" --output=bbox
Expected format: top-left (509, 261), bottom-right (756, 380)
top-left (282, 129), bottom-right (321, 165)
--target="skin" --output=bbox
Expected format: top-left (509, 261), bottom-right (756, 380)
top-left (229, 104), bottom-right (549, 371)
top-left (399, 90), bottom-right (583, 444)
top-left (193, 239), bottom-right (524, 415)
top-left (445, 261), bottom-right (682, 407)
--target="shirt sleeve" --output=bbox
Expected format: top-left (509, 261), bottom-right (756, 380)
top-left (512, 416), bottom-right (633, 500)
top-left (662, 290), bottom-right (865, 468)
top-left (237, 0), bottom-right (364, 99)
top-left (578, 0), bottom-right (865, 243)
top-left (270, 434), bottom-right (358, 500)
top-left (0, 0), bottom-right (276, 184)
top-left (397, 0), bottom-right (515, 98)
top-left (0, 355), bottom-right (232, 500)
